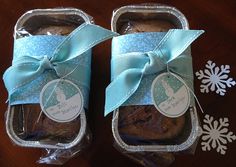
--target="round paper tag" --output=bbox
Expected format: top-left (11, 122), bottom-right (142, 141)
top-left (40, 79), bottom-right (83, 123)
top-left (151, 72), bottom-right (190, 118)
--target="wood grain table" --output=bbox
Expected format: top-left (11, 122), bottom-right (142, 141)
top-left (0, 0), bottom-right (235, 167)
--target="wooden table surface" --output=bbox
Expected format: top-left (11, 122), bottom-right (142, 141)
top-left (0, 0), bottom-right (236, 167)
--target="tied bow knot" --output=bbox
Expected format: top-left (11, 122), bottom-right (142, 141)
top-left (105, 29), bottom-right (204, 116)
top-left (39, 56), bottom-right (65, 78)
top-left (40, 56), bottom-right (55, 70)
top-left (3, 23), bottom-right (118, 104)
top-left (143, 51), bottom-right (166, 75)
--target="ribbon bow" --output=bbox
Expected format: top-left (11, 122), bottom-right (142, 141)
top-left (105, 29), bottom-right (204, 116)
top-left (3, 23), bottom-right (118, 103)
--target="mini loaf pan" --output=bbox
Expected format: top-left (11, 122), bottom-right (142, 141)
top-left (6, 8), bottom-right (92, 149)
top-left (111, 4), bottom-right (201, 153)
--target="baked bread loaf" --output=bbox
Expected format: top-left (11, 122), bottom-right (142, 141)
top-left (12, 104), bottom-right (81, 142)
top-left (11, 24), bottom-right (81, 143)
top-left (117, 20), bottom-right (186, 141)
top-left (119, 106), bottom-right (185, 140)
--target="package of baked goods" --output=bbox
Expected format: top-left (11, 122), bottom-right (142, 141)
top-left (105, 4), bottom-right (204, 167)
top-left (3, 8), bottom-right (116, 164)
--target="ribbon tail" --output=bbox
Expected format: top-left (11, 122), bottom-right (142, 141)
top-left (3, 62), bottom-right (42, 101)
top-left (169, 54), bottom-right (194, 94)
top-left (105, 69), bottom-right (143, 116)
top-left (154, 29), bottom-right (204, 62)
top-left (111, 52), bottom-right (149, 80)
top-left (51, 23), bottom-right (119, 63)
top-left (170, 54), bottom-right (193, 79)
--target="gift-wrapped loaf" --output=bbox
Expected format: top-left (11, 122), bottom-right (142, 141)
top-left (11, 20), bottom-right (81, 144)
top-left (117, 19), bottom-right (187, 142)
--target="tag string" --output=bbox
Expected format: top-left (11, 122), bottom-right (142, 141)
top-left (152, 46), bottom-right (204, 115)
top-left (36, 63), bottom-right (81, 123)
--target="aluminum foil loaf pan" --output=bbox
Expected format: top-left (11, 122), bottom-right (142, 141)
top-left (6, 8), bottom-right (92, 149)
top-left (111, 4), bottom-right (201, 153)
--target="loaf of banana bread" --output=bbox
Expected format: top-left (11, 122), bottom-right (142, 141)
top-left (117, 20), bottom-right (186, 141)
top-left (11, 23), bottom-right (82, 144)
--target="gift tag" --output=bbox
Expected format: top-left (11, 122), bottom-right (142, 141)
top-left (151, 72), bottom-right (190, 118)
top-left (40, 79), bottom-right (83, 122)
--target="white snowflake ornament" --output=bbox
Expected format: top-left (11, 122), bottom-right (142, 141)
top-left (195, 60), bottom-right (235, 96)
top-left (200, 114), bottom-right (236, 155)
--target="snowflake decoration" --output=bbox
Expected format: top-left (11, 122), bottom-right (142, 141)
top-left (195, 60), bottom-right (235, 96)
top-left (200, 114), bottom-right (236, 155)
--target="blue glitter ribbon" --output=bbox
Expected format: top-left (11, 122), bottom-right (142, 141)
top-left (104, 29), bottom-right (204, 116)
top-left (3, 23), bottom-right (118, 108)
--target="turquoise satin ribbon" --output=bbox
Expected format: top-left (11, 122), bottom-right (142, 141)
top-left (105, 29), bottom-right (204, 116)
top-left (3, 23), bottom-right (118, 106)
